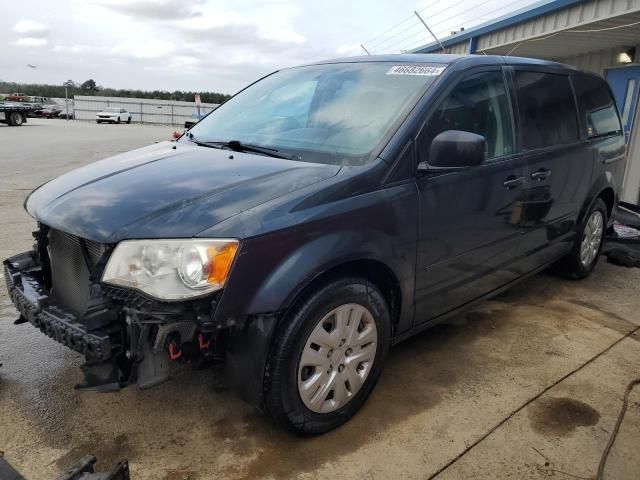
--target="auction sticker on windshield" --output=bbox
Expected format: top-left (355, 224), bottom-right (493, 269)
top-left (386, 65), bottom-right (446, 76)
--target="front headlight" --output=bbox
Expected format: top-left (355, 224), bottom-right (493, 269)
top-left (102, 239), bottom-right (239, 300)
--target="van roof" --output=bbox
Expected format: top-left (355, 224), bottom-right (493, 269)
top-left (309, 54), bottom-right (576, 71)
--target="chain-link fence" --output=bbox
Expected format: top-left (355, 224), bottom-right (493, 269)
top-left (72, 95), bottom-right (219, 126)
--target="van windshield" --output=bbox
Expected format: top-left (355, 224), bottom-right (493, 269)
top-left (187, 62), bottom-right (446, 165)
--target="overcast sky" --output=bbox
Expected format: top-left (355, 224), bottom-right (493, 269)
top-left (0, 0), bottom-right (537, 95)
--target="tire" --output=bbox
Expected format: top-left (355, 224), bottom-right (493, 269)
top-left (263, 276), bottom-right (391, 435)
top-left (117, 117), bottom-right (121, 124)
top-left (96, 120), bottom-right (101, 124)
top-left (8, 112), bottom-right (24, 126)
top-left (554, 198), bottom-right (607, 279)
top-left (126, 117), bottom-right (131, 124)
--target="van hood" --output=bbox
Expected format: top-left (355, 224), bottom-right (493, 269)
top-left (26, 141), bottom-right (340, 243)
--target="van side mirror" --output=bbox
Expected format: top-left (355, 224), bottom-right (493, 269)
top-left (419, 130), bottom-right (488, 172)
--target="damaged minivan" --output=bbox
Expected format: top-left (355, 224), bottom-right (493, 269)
top-left (5, 55), bottom-right (626, 434)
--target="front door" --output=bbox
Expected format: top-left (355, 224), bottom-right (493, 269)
top-left (605, 66), bottom-right (640, 143)
top-left (414, 68), bottom-right (527, 325)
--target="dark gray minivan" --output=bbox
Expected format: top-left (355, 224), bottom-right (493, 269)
top-left (4, 55), bottom-right (626, 434)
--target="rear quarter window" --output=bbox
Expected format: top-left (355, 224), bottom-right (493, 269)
top-left (514, 71), bottom-right (579, 150)
top-left (573, 73), bottom-right (622, 138)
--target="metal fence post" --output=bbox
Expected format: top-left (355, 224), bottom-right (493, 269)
top-left (171, 104), bottom-right (174, 125)
top-left (140, 102), bottom-right (143, 124)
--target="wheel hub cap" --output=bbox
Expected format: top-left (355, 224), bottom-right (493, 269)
top-left (297, 303), bottom-right (378, 414)
top-left (580, 210), bottom-right (604, 267)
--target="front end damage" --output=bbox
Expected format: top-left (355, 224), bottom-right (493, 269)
top-left (4, 225), bottom-right (224, 392)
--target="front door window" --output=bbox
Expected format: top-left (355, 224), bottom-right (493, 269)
top-left (419, 70), bottom-right (514, 162)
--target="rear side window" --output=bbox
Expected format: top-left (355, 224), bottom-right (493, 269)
top-left (515, 71), bottom-right (579, 149)
top-left (420, 70), bottom-right (514, 160)
top-left (573, 74), bottom-right (622, 137)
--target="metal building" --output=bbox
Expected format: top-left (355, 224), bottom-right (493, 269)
top-left (413, 0), bottom-right (640, 203)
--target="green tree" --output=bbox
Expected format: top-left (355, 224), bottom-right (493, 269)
top-left (80, 79), bottom-right (98, 92)
top-left (0, 80), bottom-right (231, 104)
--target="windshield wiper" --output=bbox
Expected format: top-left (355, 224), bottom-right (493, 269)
top-left (186, 134), bottom-right (300, 160)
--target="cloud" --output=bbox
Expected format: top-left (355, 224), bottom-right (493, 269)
top-left (76, 0), bottom-right (312, 88)
top-left (53, 40), bottom-right (176, 61)
top-left (336, 44), bottom-right (362, 56)
top-left (111, 39), bottom-right (175, 59)
top-left (175, 22), bottom-right (306, 55)
top-left (143, 55), bottom-right (201, 76)
top-left (12, 19), bottom-right (49, 37)
top-left (12, 37), bottom-right (48, 47)
top-left (53, 44), bottom-right (103, 54)
top-left (95, 0), bottom-right (205, 20)
top-left (0, 0), bottom-right (369, 93)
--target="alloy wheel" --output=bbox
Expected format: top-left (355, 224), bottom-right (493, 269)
top-left (580, 210), bottom-right (604, 267)
top-left (297, 303), bottom-right (378, 414)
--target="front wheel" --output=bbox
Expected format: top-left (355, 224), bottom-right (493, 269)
top-left (263, 277), bottom-right (391, 435)
top-left (126, 117), bottom-right (131, 124)
top-left (554, 198), bottom-right (607, 279)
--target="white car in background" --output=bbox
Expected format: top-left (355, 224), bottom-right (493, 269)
top-left (96, 107), bottom-right (132, 124)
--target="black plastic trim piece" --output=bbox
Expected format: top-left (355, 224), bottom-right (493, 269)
top-left (4, 254), bottom-right (113, 361)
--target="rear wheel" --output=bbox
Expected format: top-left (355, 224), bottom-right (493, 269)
top-left (554, 198), bottom-right (607, 279)
top-left (263, 277), bottom-right (391, 435)
top-left (126, 117), bottom-right (131, 124)
top-left (8, 112), bottom-right (24, 126)
top-left (117, 117), bottom-right (121, 124)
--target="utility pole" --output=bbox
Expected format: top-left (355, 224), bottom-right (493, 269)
top-left (360, 44), bottom-right (371, 56)
top-left (63, 80), bottom-right (74, 121)
top-left (414, 10), bottom-right (446, 53)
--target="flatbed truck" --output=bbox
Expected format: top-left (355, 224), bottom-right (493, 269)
top-left (0, 103), bottom-right (35, 126)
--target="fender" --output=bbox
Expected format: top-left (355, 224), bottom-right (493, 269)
top-left (213, 183), bottom-right (419, 405)
top-left (577, 170), bottom-right (618, 228)
top-left (577, 135), bottom-right (626, 227)
top-left (214, 184), bottom-right (418, 329)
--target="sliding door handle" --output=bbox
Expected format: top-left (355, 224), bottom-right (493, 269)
top-left (530, 169), bottom-right (552, 181)
top-left (503, 176), bottom-right (525, 189)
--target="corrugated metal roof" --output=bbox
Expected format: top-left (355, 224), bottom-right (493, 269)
top-left (477, 1), bottom-right (640, 57)
top-left (412, 0), bottom-right (583, 53)
top-left (413, 0), bottom-right (640, 60)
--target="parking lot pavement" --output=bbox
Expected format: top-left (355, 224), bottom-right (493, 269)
top-left (1, 119), bottom-right (639, 480)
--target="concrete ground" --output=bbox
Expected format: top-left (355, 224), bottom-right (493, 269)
top-left (1, 118), bottom-right (639, 480)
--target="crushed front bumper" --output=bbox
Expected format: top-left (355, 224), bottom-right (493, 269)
top-left (4, 246), bottom-right (222, 392)
top-left (4, 251), bottom-right (116, 362)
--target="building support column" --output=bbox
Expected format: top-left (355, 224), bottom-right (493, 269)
top-left (623, 96), bottom-right (640, 203)
top-left (468, 37), bottom-right (477, 54)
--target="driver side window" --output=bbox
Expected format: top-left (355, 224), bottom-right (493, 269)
top-left (419, 70), bottom-right (514, 162)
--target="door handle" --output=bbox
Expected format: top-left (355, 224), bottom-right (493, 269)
top-left (530, 169), bottom-right (552, 181)
top-left (503, 176), bottom-right (525, 189)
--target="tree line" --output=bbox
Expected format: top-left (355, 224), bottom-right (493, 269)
top-left (0, 79), bottom-right (231, 104)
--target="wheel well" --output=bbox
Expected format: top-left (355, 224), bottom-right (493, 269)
top-left (599, 187), bottom-right (615, 220)
top-left (286, 259), bottom-right (402, 333)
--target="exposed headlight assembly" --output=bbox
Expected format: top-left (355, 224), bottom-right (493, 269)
top-left (102, 239), bottom-right (239, 300)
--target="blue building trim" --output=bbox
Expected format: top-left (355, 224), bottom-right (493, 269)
top-left (468, 36), bottom-right (478, 54)
top-left (412, 0), bottom-right (583, 54)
